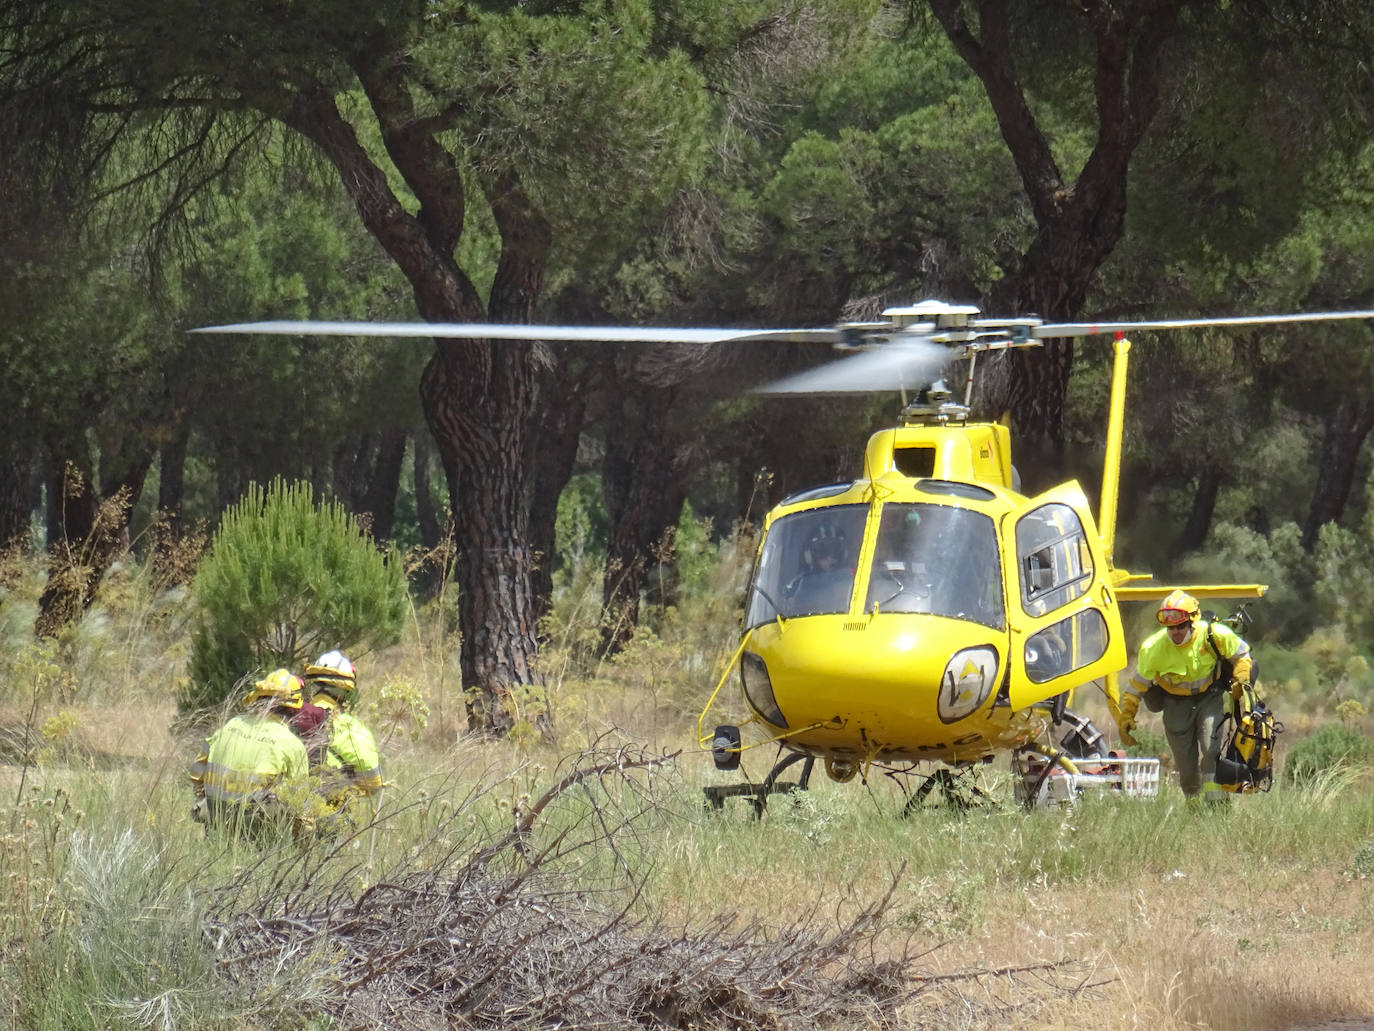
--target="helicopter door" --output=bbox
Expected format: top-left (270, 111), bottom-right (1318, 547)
top-left (1002, 485), bottom-right (1127, 711)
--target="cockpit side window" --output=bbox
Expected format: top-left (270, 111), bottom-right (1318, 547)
top-left (745, 506), bottom-right (866, 626)
top-left (1015, 503), bottom-right (1092, 617)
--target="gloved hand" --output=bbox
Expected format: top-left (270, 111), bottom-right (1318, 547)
top-left (1229, 678), bottom-right (1246, 702)
top-left (1114, 690), bottom-right (1141, 745)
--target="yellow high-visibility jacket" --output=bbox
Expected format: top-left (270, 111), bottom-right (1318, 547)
top-left (1127, 621), bottom-right (1253, 701)
top-left (312, 696), bottom-right (383, 796)
top-left (189, 713), bottom-right (308, 805)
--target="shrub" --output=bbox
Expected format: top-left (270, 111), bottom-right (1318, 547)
top-left (180, 478), bottom-right (408, 715)
top-left (1282, 723), bottom-right (1374, 786)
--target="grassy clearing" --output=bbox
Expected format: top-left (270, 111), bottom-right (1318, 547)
top-left (1, 550), bottom-right (1373, 1029)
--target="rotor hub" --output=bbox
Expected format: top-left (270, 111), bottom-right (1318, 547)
top-left (900, 379), bottom-right (968, 425)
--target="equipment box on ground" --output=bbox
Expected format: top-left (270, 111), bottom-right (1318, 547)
top-left (1013, 753), bottom-right (1161, 807)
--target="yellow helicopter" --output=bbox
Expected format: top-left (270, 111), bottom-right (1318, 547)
top-left (199, 302), bottom-right (1374, 811)
top-left (679, 301), bottom-right (1374, 813)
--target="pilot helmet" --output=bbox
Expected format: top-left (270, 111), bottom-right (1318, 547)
top-left (805, 524), bottom-right (845, 568)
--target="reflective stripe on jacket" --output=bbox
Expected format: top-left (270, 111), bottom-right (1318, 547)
top-left (1127, 621), bottom-right (1252, 699)
top-left (188, 713), bottom-right (308, 804)
top-left (324, 710), bottom-right (383, 795)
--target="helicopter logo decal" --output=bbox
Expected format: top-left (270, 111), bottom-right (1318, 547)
top-left (939, 647), bottom-right (998, 723)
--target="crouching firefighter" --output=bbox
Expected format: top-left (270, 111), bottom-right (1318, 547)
top-left (1116, 590), bottom-right (1254, 804)
top-left (189, 669), bottom-right (312, 839)
top-left (303, 650), bottom-right (383, 818)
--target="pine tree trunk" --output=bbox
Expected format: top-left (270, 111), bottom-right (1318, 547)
top-left (423, 343), bottom-right (543, 737)
top-left (1302, 398), bottom-right (1374, 550)
top-left (1177, 462), bottom-right (1223, 555)
top-left (600, 387), bottom-right (689, 654)
top-left (929, 0), bottom-right (1182, 482)
top-left (288, 86), bottom-right (552, 738)
top-left (0, 453), bottom-right (32, 553)
top-left (528, 365), bottom-right (587, 626)
top-left (361, 427), bottom-right (407, 545)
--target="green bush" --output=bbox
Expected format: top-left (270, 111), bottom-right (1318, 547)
top-left (180, 478), bottom-right (409, 714)
top-left (1282, 723), bottom-right (1374, 786)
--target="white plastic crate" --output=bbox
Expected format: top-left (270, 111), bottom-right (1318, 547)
top-left (1013, 753), bottom-right (1160, 807)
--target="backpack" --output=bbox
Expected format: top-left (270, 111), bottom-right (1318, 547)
top-left (1201, 615), bottom-right (1282, 793)
top-left (1214, 682), bottom-right (1283, 793)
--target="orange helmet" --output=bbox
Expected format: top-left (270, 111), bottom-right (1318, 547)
top-left (1156, 589), bottom-right (1200, 627)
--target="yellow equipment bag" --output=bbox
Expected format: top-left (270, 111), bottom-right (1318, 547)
top-left (1215, 684), bottom-right (1282, 793)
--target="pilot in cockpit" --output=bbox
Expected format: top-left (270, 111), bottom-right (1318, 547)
top-left (785, 529), bottom-right (853, 613)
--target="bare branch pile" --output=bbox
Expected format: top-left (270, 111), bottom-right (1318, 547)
top-left (200, 742), bottom-right (932, 1029)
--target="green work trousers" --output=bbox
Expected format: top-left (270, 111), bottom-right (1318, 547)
top-left (1160, 687), bottom-right (1227, 799)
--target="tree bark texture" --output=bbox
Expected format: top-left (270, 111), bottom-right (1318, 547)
top-left (284, 74), bottom-right (554, 737)
top-left (424, 343), bottom-right (544, 736)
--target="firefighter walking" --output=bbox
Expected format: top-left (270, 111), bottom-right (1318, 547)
top-left (1116, 590), bottom-right (1254, 803)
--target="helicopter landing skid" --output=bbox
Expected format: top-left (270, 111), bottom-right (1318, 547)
top-left (900, 767), bottom-right (997, 816)
top-left (702, 752), bottom-right (816, 818)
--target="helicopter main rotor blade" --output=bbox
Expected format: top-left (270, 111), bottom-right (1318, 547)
top-left (757, 339), bottom-right (949, 394)
top-left (1035, 310), bottom-right (1374, 338)
top-left (191, 319), bottom-right (842, 345)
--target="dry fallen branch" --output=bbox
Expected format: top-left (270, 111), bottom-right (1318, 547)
top-left (200, 741), bottom-right (1087, 1029)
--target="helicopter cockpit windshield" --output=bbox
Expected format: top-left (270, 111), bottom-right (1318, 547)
top-left (864, 503), bottom-right (1004, 629)
top-left (746, 506), bottom-right (866, 623)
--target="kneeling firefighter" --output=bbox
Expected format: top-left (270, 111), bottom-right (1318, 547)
top-left (1117, 590), bottom-right (1254, 803)
top-left (189, 669), bottom-right (311, 838)
top-left (303, 650), bottom-right (383, 809)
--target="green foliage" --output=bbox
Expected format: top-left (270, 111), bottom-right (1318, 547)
top-left (1175, 522), bottom-right (1310, 639)
top-left (1124, 724), bottom-right (1169, 762)
top-left (753, 57), bottom-right (1033, 314)
top-left (1283, 723), bottom-right (1374, 787)
top-left (182, 478), bottom-right (408, 714)
top-left (554, 472), bottom-right (610, 573)
top-left (1313, 513), bottom-right (1374, 645)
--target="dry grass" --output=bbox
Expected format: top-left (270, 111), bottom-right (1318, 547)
top-left (950, 873), bottom-right (1374, 1030)
top-left (2, 550), bottom-right (1373, 1030)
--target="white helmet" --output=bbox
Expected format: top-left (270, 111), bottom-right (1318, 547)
top-left (304, 649), bottom-right (357, 709)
